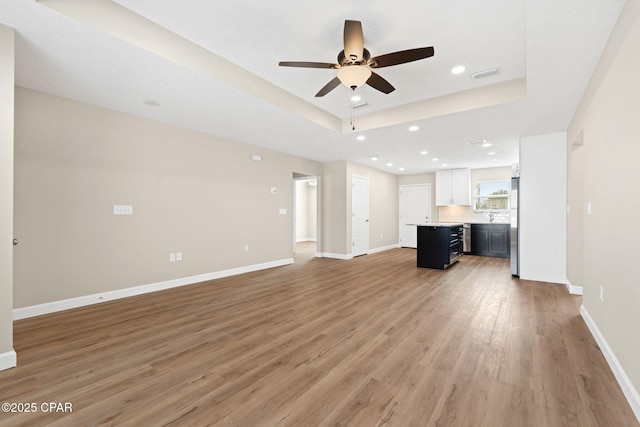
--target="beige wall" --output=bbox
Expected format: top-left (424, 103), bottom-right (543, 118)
top-left (320, 161), bottom-right (400, 257)
top-left (13, 87), bottom-right (322, 308)
top-left (13, 87), bottom-right (403, 311)
top-left (0, 25), bottom-right (15, 368)
top-left (321, 161), bottom-right (348, 256)
top-left (567, 0), bottom-right (640, 403)
top-left (347, 162), bottom-right (399, 252)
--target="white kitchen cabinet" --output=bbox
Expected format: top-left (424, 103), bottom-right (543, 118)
top-left (435, 168), bottom-right (471, 206)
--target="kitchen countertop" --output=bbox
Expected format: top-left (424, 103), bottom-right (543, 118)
top-left (465, 221), bottom-right (511, 225)
top-left (408, 222), bottom-right (510, 226)
top-left (438, 221), bottom-right (510, 225)
top-left (465, 221), bottom-right (510, 225)
top-left (413, 223), bottom-right (464, 227)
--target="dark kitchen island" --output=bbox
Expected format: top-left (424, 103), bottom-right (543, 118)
top-left (416, 223), bottom-right (464, 270)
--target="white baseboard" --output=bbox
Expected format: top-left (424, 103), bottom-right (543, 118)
top-left (13, 258), bottom-right (294, 321)
top-left (580, 305), bottom-right (640, 422)
top-left (368, 244), bottom-right (400, 254)
top-left (320, 252), bottom-right (353, 260)
top-left (565, 279), bottom-right (584, 295)
top-left (320, 244), bottom-right (399, 260)
top-left (0, 350), bottom-right (17, 371)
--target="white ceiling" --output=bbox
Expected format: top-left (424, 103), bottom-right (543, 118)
top-left (2, 0), bottom-right (626, 174)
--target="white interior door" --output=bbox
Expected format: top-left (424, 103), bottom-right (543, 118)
top-left (399, 184), bottom-right (431, 248)
top-left (352, 175), bottom-right (369, 257)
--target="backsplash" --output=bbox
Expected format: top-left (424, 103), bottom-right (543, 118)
top-left (438, 205), bottom-right (510, 224)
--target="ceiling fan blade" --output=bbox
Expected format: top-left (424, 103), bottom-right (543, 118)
top-left (366, 72), bottom-right (395, 94)
top-left (279, 61), bottom-right (339, 69)
top-left (315, 77), bottom-right (342, 97)
top-left (343, 20), bottom-right (364, 62)
top-left (369, 47), bottom-right (435, 68)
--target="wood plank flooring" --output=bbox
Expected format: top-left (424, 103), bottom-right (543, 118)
top-left (1, 248), bottom-right (638, 426)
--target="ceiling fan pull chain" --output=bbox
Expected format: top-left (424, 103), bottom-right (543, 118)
top-left (351, 101), bottom-right (355, 131)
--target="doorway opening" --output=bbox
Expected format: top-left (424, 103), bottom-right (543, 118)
top-left (293, 173), bottom-right (318, 262)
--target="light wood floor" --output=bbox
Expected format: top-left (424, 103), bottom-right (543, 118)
top-left (1, 249), bottom-right (638, 426)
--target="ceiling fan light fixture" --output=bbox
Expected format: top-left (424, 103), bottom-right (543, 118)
top-left (337, 66), bottom-right (372, 90)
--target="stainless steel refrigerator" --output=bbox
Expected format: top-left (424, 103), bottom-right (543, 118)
top-left (510, 177), bottom-right (519, 276)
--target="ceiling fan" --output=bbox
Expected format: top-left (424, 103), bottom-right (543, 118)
top-left (279, 20), bottom-right (435, 97)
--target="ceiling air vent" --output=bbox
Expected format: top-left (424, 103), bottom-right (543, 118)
top-left (352, 101), bottom-right (369, 109)
top-left (470, 66), bottom-right (500, 80)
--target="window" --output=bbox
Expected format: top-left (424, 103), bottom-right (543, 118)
top-left (474, 180), bottom-right (510, 211)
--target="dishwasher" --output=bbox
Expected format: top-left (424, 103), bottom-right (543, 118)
top-left (463, 223), bottom-right (471, 253)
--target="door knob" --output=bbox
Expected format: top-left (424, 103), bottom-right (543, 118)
top-left (13, 238), bottom-right (18, 246)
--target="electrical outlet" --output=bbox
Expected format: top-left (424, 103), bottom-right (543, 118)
top-left (113, 204), bottom-right (133, 215)
top-left (600, 285), bottom-right (604, 303)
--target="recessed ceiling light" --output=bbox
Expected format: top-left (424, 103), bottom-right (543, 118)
top-left (451, 65), bottom-right (466, 75)
top-left (351, 95), bottom-right (362, 102)
top-left (357, 135), bottom-right (366, 141)
top-left (371, 156), bottom-right (378, 161)
top-left (442, 163), bottom-right (448, 167)
top-left (482, 142), bottom-right (493, 147)
top-left (409, 125), bottom-right (419, 132)
top-left (487, 151), bottom-right (496, 155)
top-left (420, 150), bottom-right (428, 155)
top-left (386, 162), bottom-right (393, 167)
top-left (432, 158), bottom-right (439, 162)
top-left (399, 167), bottom-right (405, 171)
top-left (492, 158), bottom-right (499, 162)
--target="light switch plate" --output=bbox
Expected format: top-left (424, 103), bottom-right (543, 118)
top-left (279, 208), bottom-right (287, 215)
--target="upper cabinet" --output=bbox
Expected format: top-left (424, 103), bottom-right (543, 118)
top-left (435, 168), bottom-right (471, 206)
